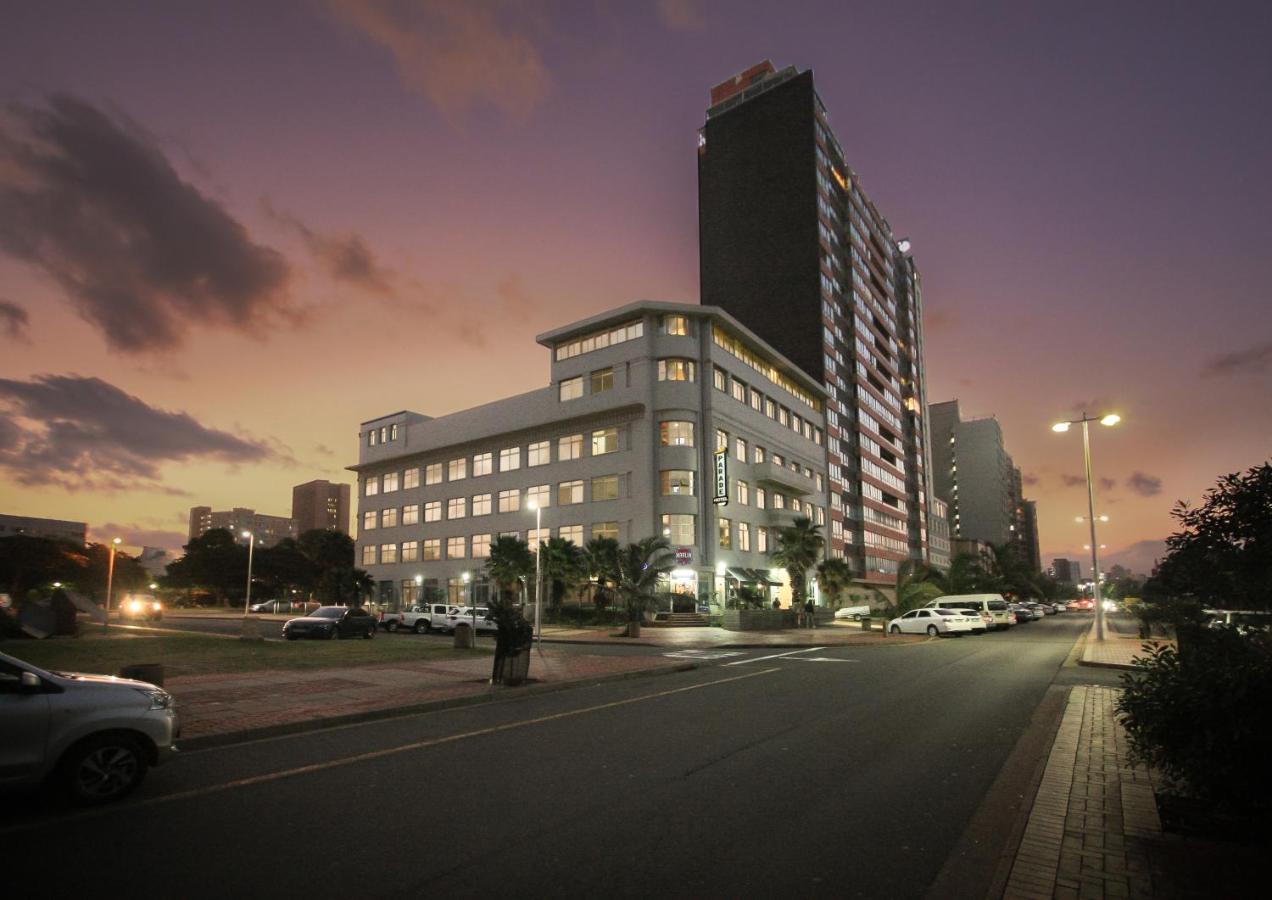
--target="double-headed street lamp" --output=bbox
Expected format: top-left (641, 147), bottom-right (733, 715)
top-left (104, 537), bottom-right (121, 631)
top-left (1052, 412), bottom-right (1120, 641)
top-left (527, 499), bottom-right (543, 645)
top-left (242, 531), bottom-right (256, 615)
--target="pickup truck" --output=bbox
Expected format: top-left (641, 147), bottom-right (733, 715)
top-left (379, 603), bottom-right (456, 634)
top-left (445, 606), bottom-right (498, 635)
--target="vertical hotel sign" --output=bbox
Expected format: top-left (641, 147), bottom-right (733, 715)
top-left (713, 448), bottom-right (729, 506)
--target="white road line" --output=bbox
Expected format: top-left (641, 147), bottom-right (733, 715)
top-left (723, 647), bottom-right (827, 666)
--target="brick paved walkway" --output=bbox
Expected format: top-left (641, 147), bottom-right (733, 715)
top-left (1004, 685), bottom-right (1161, 900)
top-left (1080, 617), bottom-right (1173, 669)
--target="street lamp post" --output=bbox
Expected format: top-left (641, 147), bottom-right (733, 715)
top-left (1052, 412), bottom-right (1120, 641)
top-left (528, 500), bottom-right (542, 645)
top-left (462, 571), bottom-right (474, 633)
top-left (104, 537), bottom-right (121, 631)
top-left (242, 531), bottom-right (256, 615)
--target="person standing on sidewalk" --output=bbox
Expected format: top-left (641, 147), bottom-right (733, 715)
top-left (804, 598), bottom-right (816, 629)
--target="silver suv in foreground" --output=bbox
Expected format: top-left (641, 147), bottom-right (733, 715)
top-left (0, 650), bottom-right (179, 804)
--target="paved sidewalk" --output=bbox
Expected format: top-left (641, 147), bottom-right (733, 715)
top-left (1080, 617), bottom-right (1174, 669)
top-left (537, 620), bottom-right (919, 648)
top-left (1004, 685), bottom-right (1162, 900)
top-left (168, 648), bottom-right (690, 748)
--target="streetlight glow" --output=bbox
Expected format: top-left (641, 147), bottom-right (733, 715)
top-left (1100, 413), bottom-right (1121, 427)
top-left (242, 531), bottom-right (256, 616)
top-left (104, 537), bottom-right (122, 631)
top-left (1051, 422), bottom-right (1070, 433)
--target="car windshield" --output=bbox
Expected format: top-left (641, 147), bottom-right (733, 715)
top-left (311, 607), bottom-right (344, 619)
top-left (934, 609), bottom-right (958, 616)
top-left (988, 600), bottom-right (1007, 610)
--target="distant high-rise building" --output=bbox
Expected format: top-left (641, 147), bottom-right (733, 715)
top-left (1019, 499), bottom-right (1042, 574)
top-left (187, 506), bottom-right (295, 547)
top-left (1051, 558), bottom-right (1082, 584)
top-left (292, 480), bottom-right (351, 535)
top-left (0, 513), bottom-right (87, 545)
top-left (930, 400), bottom-right (1018, 549)
top-left (698, 60), bottom-right (934, 583)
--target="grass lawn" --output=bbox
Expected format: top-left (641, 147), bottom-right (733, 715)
top-left (0, 632), bottom-right (488, 680)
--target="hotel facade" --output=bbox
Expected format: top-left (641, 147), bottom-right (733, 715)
top-left (350, 302), bottom-right (829, 613)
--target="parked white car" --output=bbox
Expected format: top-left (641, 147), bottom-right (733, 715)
top-left (888, 608), bottom-right (980, 637)
top-left (833, 605), bottom-right (872, 621)
top-left (444, 607), bottom-right (498, 634)
top-left (0, 650), bottom-right (179, 804)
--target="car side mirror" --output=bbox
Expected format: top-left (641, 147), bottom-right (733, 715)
top-left (20, 671), bottom-right (42, 692)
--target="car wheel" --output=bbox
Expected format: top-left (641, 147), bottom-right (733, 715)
top-left (385, 621), bottom-right (398, 633)
top-left (927, 624), bottom-right (939, 637)
top-left (364, 625), bottom-right (375, 639)
top-left (285, 634), bottom-right (298, 641)
top-left (61, 733), bottom-right (148, 805)
top-left (327, 627), bottom-right (339, 640)
top-left (890, 625), bottom-right (900, 634)
top-left (413, 620), bottom-right (429, 634)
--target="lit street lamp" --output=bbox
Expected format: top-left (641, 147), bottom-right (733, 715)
top-left (1052, 412), bottom-right (1120, 640)
top-left (242, 531), bottom-right (256, 615)
top-left (104, 537), bottom-right (121, 631)
top-left (528, 499), bottom-right (542, 645)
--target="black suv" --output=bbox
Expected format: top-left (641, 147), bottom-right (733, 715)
top-left (282, 606), bottom-right (377, 640)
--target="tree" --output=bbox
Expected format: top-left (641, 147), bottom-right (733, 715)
top-left (485, 536), bottom-right (534, 604)
top-left (891, 558), bottom-right (946, 616)
top-left (0, 535), bottom-right (84, 601)
top-left (815, 558), bottom-right (854, 609)
top-left (164, 528), bottom-right (247, 605)
top-left (540, 537), bottom-right (583, 610)
top-left (943, 552), bottom-right (999, 594)
top-left (1145, 461), bottom-right (1272, 613)
top-left (579, 537), bottom-right (620, 613)
top-left (255, 538), bottom-right (317, 600)
top-left (614, 537), bottom-right (675, 636)
top-left (771, 516), bottom-right (825, 609)
top-left (989, 542), bottom-right (1045, 601)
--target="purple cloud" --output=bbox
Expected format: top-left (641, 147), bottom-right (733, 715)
top-left (1126, 471), bottom-right (1163, 496)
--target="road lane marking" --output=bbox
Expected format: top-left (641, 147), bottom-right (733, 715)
top-left (0, 666), bottom-right (780, 834)
top-left (662, 650), bottom-right (746, 659)
top-left (723, 647), bottom-right (827, 665)
top-left (785, 657), bottom-right (858, 663)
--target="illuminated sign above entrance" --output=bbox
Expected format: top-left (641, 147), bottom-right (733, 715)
top-left (713, 448), bottom-right (729, 506)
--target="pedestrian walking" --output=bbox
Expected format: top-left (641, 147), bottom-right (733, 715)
top-left (804, 598), bottom-right (816, 629)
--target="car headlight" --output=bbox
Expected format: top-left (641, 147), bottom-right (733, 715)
top-left (135, 688), bottom-right (173, 709)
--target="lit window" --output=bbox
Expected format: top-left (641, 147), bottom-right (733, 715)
top-left (447, 497), bottom-right (466, 519)
top-left (737, 480), bottom-right (749, 505)
top-left (591, 427), bottom-right (618, 455)
top-left (527, 484), bottom-right (550, 509)
top-left (500, 446), bottom-right (521, 471)
top-left (424, 501), bottom-right (441, 522)
top-left (757, 527), bottom-right (769, 553)
top-left (715, 428), bottom-right (728, 451)
top-left (472, 494), bottom-right (491, 516)
top-left (713, 367), bottom-right (727, 391)
top-left (382, 472), bottom-right (399, 493)
top-left (361, 544), bottom-right (376, 565)
top-left (422, 539), bottom-right (441, 561)
top-left (472, 534), bottom-right (491, 558)
top-left (498, 489), bottom-right (520, 513)
top-left (773, 493), bottom-right (786, 509)
top-left (718, 518), bottom-right (732, 549)
top-left (401, 541), bottom-right (419, 563)
top-left (363, 510), bottom-right (377, 531)
top-left (661, 470), bottom-right (694, 495)
top-left (527, 441), bottom-right (549, 466)
top-left (528, 527), bottom-right (548, 551)
top-left (738, 522), bottom-right (751, 552)
top-left (473, 453), bottom-right (493, 477)
top-left (731, 380), bottom-right (747, 403)
top-left (448, 458), bottom-right (466, 481)
top-left (560, 377), bottom-right (583, 401)
top-left (365, 478), bottom-right (379, 497)
top-left (754, 445), bottom-right (766, 464)
top-left (403, 468), bottom-right (419, 489)
top-left (592, 521), bottom-right (619, 541)
top-left (425, 463), bottom-right (442, 485)
top-left (381, 508), bottom-right (398, 528)
top-left (367, 430), bottom-right (377, 447)
top-left (734, 437), bottom-right (747, 462)
top-left (558, 524), bottom-right (583, 545)
top-left (558, 434), bottom-right (582, 460)
top-left (402, 504), bottom-right (419, 526)
top-left (662, 315), bottom-right (688, 336)
top-left (659, 421), bottom-right (694, 446)
top-left (658, 359), bottom-right (696, 382)
top-left (592, 474), bottom-right (619, 501)
top-left (446, 536), bottom-right (466, 559)
top-left (558, 480), bottom-right (584, 505)
top-left (661, 513), bottom-right (695, 545)
top-left (380, 543), bottom-right (398, 564)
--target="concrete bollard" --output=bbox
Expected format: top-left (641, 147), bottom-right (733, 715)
top-left (453, 622), bottom-right (474, 648)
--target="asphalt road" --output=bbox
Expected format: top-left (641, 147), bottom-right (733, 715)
top-left (4, 615), bottom-right (1109, 899)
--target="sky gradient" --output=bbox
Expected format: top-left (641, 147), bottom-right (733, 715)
top-left (1, 0), bottom-right (1269, 575)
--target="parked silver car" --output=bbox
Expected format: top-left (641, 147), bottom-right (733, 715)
top-left (0, 650), bottom-right (179, 804)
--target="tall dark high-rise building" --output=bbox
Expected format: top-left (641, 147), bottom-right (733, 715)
top-left (292, 480), bottom-right (351, 535)
top-left (698, 61), bottom-right (934, 583)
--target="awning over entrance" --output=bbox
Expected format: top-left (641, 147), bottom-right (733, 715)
top-left (726, 567), bottom-right (781, 586)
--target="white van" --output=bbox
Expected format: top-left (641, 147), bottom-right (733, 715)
top-left (925, 594), bottom-right (1013, 630)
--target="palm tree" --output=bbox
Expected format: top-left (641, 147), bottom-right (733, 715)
top-left (815, 558), bottom-right (854, 609)
top-left (579, 537), bottom-right (620, 614)
top-left (771, 516), bottom-right (825, 611)
top-left (485, 536), bottom-right (534, 605)
top-left (614, 536), bottom-right (674, 637)
top-left (540, 537), bottom-right (584, 612)
top-left (892, 558), bottom-right (947, 616)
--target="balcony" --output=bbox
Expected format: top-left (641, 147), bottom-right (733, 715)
top-left (752, 460), bottom-right (817, 496)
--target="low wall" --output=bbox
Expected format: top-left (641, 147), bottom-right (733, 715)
top-left (721, 609), bottom-right (800, 630)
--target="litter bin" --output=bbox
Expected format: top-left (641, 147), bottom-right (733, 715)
top-left (860, 617), bottom-right (872, 632)
top-left (453, 622), bottom-right (474, 648)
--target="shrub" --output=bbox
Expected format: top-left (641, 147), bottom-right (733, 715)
top-left (1116, 627), bottom-right (1272, 814)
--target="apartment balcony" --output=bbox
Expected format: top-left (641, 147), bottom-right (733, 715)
top-left (753, 460), bottom-right (817, 496)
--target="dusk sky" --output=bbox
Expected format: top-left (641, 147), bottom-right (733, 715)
top-left (1, 1), bottom-right (1269, 574)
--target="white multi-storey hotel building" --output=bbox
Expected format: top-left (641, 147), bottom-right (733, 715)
top-left (351, 301), bottom-right (829, 612)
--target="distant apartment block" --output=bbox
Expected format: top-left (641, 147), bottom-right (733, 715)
top-left (1051, 558), bottom-right (1082, 584)
top-left (351, 301), bottom-right (830, 612)
top-left (292, 480), bottom-right (351, 535)
top-left (698, 60), bottom-right (935, 583)
top-left (928, 497), bottom-right (952, 571)
top-left (187, 506), bottom-right (295, 548)
top-left (0, 513), bottom-right (87, 545)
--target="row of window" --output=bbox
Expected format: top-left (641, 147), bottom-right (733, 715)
top-left (365, 422), bottom-right (399, 447)
top-left (361, 522), bottom-right (622, 565)
top-left (711, 363), bottom-right (824, 446)
top-left (363, 429), bottom-right (621, 496)
top-left (362, 476), bottom-right (624, 529)
top-left (711, 325), bottom-right (820, 412)
top-left (711, 427), bottom-right (824, 490)
top-left (554, 319), bottom-right (644, 361)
